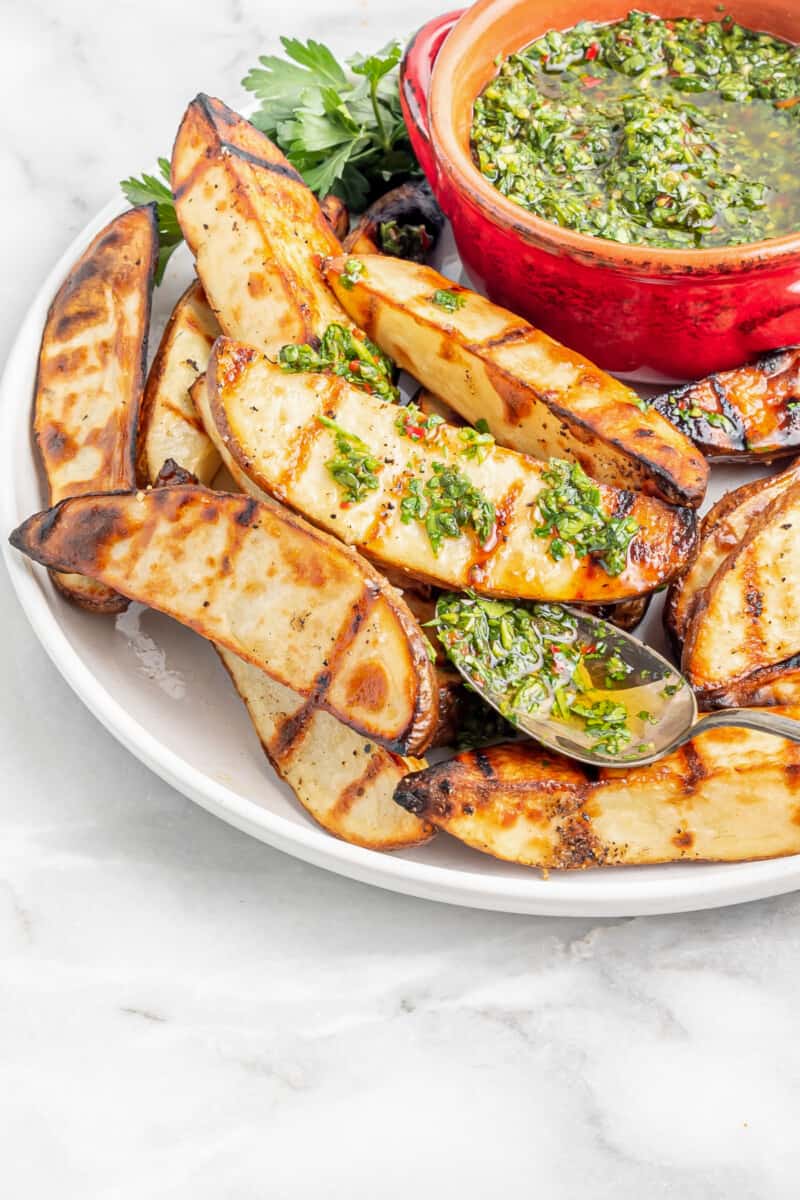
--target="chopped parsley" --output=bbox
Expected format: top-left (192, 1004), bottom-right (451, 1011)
top-left (400, 463), bottom-right (496, 556)
top-left (395, 402), bottom-right (444, 442)
top-left (534, 458), bottom-right (638, 577)
top-left (339, 258), bottom-right (365, 290)
top-left (279, 324), bottom-right (398, 402)
top-left (431, 289), bottom-right (466, 313)
top-left (458, 419), bottom-right (495, 463)
top-left (434, 593), bottom-right (637, 757)
top-left (318, 415), bottom-right (380, 505)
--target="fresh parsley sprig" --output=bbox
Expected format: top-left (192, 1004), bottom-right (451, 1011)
top-left (122, 36), bottom-right (420, 282)
top-left (242, 37), bottom-right (419, 208)
top-left (120, 158), bottom-right (183, 284)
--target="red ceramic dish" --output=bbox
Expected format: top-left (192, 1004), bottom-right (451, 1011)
top-left (401, 0), bottom-right (800, 380)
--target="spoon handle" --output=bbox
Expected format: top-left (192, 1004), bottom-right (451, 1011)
top-left (683, 708), bottom-right (800, 747)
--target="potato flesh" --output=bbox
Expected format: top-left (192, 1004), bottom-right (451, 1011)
top-left (324, 254), bottom-right (707, 507)
top-left (138, 281), bottom-right (221, 486)
top-left (395, 713), bottom-right (800, 869)
top-left (172, 94), bottom-right (348, 354)
top-left (667, 459), bottom-right (800, 644)
top-left (11, 488), bottom-right (436, 754)
top-left (33, 204), bottom-right (156, 609)
top-left (206, 339), bottom-right (697, 603)
top-left (220, 650), bottom-right (433, 849)
top-left (683, 483), bottom-right (800, 694)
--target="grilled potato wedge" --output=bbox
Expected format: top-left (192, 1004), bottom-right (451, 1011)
top-left (324, 255), bottom-right (708, 508)
top-left (652, 346), bottom-right (800, 461)
top-left (9, 487), bottom-right (437, 754)
top-left (395, 711), bottom-right (800, 868)
top-left (205, 338), bottom-right (697, 603)
top-left (137, 280), bottom-right (221, 486)
top-left (152, 419), bottom-right (435, 849)
top-left (33, 204), bottom-right (157, 610)
top-left (219, 650), bottom-right (434, 849)
top-left (683, 482), bottom-right (800, 706)
top-left (172, 94), bottom-right (348, 352)
top-left (665, 458), bottom-right (800, 649)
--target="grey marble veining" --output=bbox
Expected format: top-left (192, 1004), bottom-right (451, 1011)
top-left (2, 2), bottom-right (800, 1195)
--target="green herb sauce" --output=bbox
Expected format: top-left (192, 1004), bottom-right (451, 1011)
top-left (435, 593), bottom-right (637, 756)
top-left (339, 258), bottom-right (365, 289)
top-left (534, 459), bottom-right (638, 576)
top-left (318, 415), bottom-right (380, 505)
top-left (431, 289), bottom-right (466, 312)
top-left (400, 463), bottom-right (496, 556)
top-left (279, 324), bottom-right (398, 402)
top-left (471, 10), bottom-right (800, 248)
top-left (395, 403), bottom-right (445, 442)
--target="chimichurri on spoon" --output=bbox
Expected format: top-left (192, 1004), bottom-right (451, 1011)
top-left (435, 593), bottom-right (800, 766)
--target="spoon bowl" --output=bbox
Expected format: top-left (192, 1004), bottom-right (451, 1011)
top-left (436, 595), bottom-right (800, 767)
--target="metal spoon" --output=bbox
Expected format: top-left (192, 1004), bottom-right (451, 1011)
top-left (444, 603), bottom-right (800, 768)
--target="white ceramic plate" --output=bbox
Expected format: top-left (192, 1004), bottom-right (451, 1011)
top-left (5, 194), bottom-right (800, 917)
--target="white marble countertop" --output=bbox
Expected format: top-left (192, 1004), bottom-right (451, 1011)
top-left (3, 2), bottom-right (800, 1195)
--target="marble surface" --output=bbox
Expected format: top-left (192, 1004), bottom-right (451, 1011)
top-left (3, 2), bottom-right (800, 1195)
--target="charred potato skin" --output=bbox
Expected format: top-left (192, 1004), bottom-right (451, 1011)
top-left (682, 481), bottom-right (800, 703)
top-left (324, 254), bottom-right (708, 509)
top-left (205, 338), bottom-right (698, 605)
top-left (10, 486), bottom-right (438, 756)
top-left (664, 458), bottom-right (800, 652)
top-left (172, 94), bottom-right (347, 353)
top-left (33, 203), bottom-right (158, 611)
top-left (652, 346), bottom-right (800, 461)
top-left (396, 714), bottom-right (800, 869)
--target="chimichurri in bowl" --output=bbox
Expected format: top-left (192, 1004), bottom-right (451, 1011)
top-left (471, 10), bottom-right (800, 249)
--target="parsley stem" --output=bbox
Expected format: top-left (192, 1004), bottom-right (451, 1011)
top-left (369, 78), bottom-right (390, 152)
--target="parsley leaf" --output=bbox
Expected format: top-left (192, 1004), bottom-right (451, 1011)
top-left (120, 158), bottom-right (182, 285)
top-left (244, 36), bottom-right (420, 206)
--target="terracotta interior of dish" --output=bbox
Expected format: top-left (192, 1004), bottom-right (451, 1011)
top-left (435, 0), bottom-right (800, 199)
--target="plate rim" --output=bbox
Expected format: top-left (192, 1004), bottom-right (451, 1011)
top-left (5, 193), bottom-right (800, 918)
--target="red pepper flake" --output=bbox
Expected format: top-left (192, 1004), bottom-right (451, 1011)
top-left (585, 42), bottom-right (599, 61)
top-left (349, 360), bottom-right (361, 372)
top-left (580, 74), bottom-right (602, 88)
top-left (340, 500), bottom-right (351, 510)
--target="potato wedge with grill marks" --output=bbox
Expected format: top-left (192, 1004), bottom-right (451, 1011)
top-left (172, 94), bottom-right (349, 353)
top-left (219, 650), bottom-right (434, 849)
top-left (9, 487), bottom-right (437, 755)
top-left (665, 458), bottom-right (800, 650)
top-left (204, 338), bottom-right (697, 604)
top-left (151, 413), bottom-right (435, 850)
top-left (137, 280), bottom-right (221, 486)
top-left (323, 254), bottom-right (708, 508)
top-left (33, 204), bottom-right (158, 610)
top-left (683, 482), bottom-right (800, 706)
top-left (652, 346), bottom-right (800, 461)
top-left (394, 711), bottom-right (800, 868)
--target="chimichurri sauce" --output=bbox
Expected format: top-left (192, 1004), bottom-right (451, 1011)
top-left (471, 10), bottom-right (800, 248)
